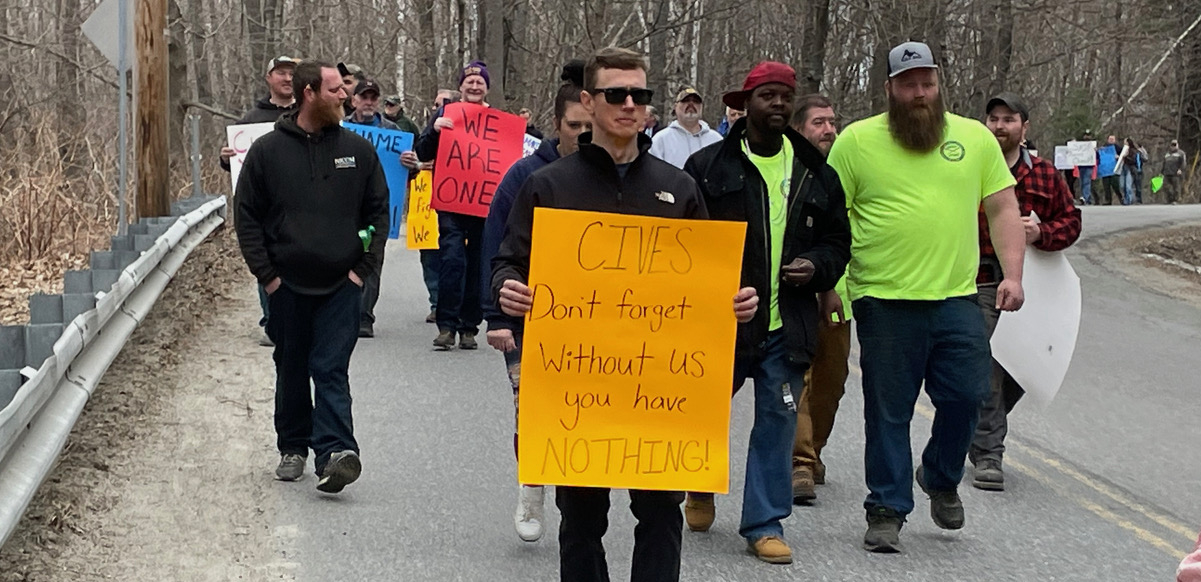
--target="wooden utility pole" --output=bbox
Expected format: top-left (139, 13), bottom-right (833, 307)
top-left (135, 0), bottom-right (170, 218)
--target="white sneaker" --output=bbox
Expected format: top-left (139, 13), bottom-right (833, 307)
top-left (514, 485), bottom-right (544, 542)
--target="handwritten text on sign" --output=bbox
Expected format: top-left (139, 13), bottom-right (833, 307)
top-left (341, 123), bottom-right (413, 239)
top-left (517, 208), bottom-right (746, 493)
top-left (226, 122), bottom-right (275, 192)
top-left (406, 170), bottom-right (439, 250)
top-left (431, 103), bottom-right (525, 217)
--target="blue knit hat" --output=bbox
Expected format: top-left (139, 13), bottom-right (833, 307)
top-left (459, 61), bottom-right (490, 88)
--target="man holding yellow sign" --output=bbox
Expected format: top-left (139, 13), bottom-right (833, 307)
top-left (492, 47), bottom-right (757, 582)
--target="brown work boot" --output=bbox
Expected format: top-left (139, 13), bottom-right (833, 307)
top-left (792, 465), bottom-right (817, 505)
top-left (684, 493), bottom-right (715, 532)
top-left (459, 332), bottom-right (478, 350)
top-left (747, 535), bottom-right (793, 564)
top-left (433, 329), bottom-right (456, 350)
top-left (814, 460), bottom-right (827, 485)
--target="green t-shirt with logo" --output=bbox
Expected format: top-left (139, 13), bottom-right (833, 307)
top-left (743, 138), bottom-right (793, 331)
top-left (827, 113), bottom-right (1015, 301)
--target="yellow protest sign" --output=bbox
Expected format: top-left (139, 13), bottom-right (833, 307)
top-left (517, 208), bottom-right (745, 493)
top-left (405, 170), bottom-right (439, 250)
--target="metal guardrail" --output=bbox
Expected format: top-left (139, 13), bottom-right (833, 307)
top-left (0, 196), bottom-right (227, 547)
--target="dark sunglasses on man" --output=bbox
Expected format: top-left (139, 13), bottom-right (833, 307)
top-left (591, 87), bottom-right (654, 106)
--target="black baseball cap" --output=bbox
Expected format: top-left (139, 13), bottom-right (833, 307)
top-left (354, 79), bottom-right (381, 97)
top-left (986, 93), bottom-right (1029, 122)
top-left (384, 95), bottom-right (401, 106)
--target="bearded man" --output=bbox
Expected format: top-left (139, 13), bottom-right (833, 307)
top-left (235, 60), bottom-right (389, 494)
top-left (825, 42), bottom-right (1026, 553)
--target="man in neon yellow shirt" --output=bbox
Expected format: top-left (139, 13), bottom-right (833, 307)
top-left (826, 41), bottom-right (1026, 554)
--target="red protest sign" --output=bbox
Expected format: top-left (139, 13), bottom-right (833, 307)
top-left (431, 102), bottom-right (526, 217)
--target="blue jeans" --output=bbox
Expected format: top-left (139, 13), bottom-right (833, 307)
top-left (435, 212), bottom-right (484, 334)
top-left (1120, 167), bottom-right (1135, 205)
top-left (1078, 167), bottom-right (1093, 205)
top-left (853, 296), bottom-right (990, 517)
top-left (267, 281), bottom-right (361, 471)
top-left (420, 248), bottom-right (440, 310)
top-left (733, 330), bottom-right (807, 541)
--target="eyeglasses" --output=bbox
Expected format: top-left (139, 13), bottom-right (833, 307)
top-left (591, 87), bottom-right (654, 106)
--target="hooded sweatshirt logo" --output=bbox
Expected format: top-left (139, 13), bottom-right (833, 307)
top-left (334, 156), bottom-right (357, 169)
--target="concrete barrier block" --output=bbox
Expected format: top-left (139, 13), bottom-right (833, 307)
top-left (113, 250), bottom-right (140, 269)
top-left (133, 234), bottom-right (155, 252)
top-left (91, 270), bottom-right (120, 294)
top-left (110, 235), bottom-right (134, 251)
top-left (0, 369), bottom-right (21, 410)
top-left (0, 327), bottom-right (26, 369)
top-left (90, 251), bottom-right (115, 271)
top-left (62, 294), bottom-right (96, 323)
top-left (28, 294), bottom-right (63, 325)
top-left (128, 222), bottom-right (149, 235)
top-left (24, 324), bottom-right (63, 368)
top-left (64, 270), bottom-right (92, 294)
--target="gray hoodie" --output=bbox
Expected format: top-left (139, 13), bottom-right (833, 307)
top-left (648, 119), bottom-right (723, 169)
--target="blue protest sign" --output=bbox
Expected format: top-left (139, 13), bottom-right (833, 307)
top-left (1097, 145), bottom-right (1117, 178)
top-left (342, 123), bottom-right (414, 239)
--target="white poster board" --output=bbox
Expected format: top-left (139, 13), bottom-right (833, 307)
top-left (990, 243), bottom-right (1081, 409)
top-left (523, 134), bottom-right (541, 158)
top-left (1053, 146), bottom-right (1074, 170)
top-left (226, 122), bottom-right (276, 191)
top-left (1066, 141), bottom-right (1096, 167)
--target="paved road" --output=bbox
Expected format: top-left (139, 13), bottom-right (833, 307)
top-left (275, 205), bottom-right (1201, 581)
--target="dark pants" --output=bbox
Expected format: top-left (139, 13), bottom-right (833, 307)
top-left (854, 296), bottom-right (990, 517)
top-left (361, 247), bottom-right (384, 326)
top-left (970, 285), bottom-right (1025, 464)
top-left (420, 248), bottom-right (440, 310)
top-left (267, 282), bottom-right (361, 471)
top-left (257, 284), bottom-right (270, 328)
top-left (557, 486), bottom-right (684, 582)
top-left (1134, 170), bottom-right (1144, 204)
top-left (436, 212), bottom-right (484, 334)
top-left (1101, 174), bottom-right (1122, 205)
top-left (1164, 175), bottom-right (1182, 204)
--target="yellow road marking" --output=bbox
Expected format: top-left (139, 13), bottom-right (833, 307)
top-left (845, 355), bottom-right (1195, 555)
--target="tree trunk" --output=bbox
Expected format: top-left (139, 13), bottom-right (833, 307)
top-left (56, 0), bottom-right (84, 177)
top-left (801, 0), bottom-right (831, 95)
top-left (168, 0), bottom-right (189, 172)
top-left (477, 0), bottom-right (506, 107)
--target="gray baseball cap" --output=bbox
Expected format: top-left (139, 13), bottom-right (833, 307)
top-left (887, 42), bottom-right (939, 78)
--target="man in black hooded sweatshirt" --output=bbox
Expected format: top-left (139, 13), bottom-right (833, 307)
top-left (235, 60), bottom-right (389, 494)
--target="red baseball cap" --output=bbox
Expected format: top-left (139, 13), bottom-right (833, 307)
top-left (722, 61), bottom-right (797, 110)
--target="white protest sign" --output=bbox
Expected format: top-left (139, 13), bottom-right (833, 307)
top-left (523, 134), bottom-right (541, 158)
top-left (990, 228), bottom-right (1081, 409)
top-left (1053, 146), bottom-right (1074, 170)
top-left (226, 123), bottom-right (276, 191)
top-left (1066, 141), bottom-right (1096, 167)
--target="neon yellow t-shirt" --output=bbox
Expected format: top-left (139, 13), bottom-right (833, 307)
top-left (827, 113), bottom-right (1015, 301)
top-left (743, 138), bottom-right (793, 331)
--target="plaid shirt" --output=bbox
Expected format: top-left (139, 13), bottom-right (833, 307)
top-left (978, 148), bottom-right (1082, 280)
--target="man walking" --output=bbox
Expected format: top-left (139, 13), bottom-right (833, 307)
top-left (788, 94), bottom-right (851, 505)
top-left (826, 41), bottom-right (1026, 553)
top-left (1099, 135), bottom-right (1123, 205)
top-left (974, 94), bottom-right (1081, 491)
top-left (683, 66), bottom-right (850, 564)
top-left (649, 87), bottom-right (722, 168)
top-left (492, 47), bottom-right (759, 582)
top-left (219, 55), bottom-right (299, 347)
top-left (235, 60), bottom-right (389, 494)
top-left (1163, 140), bottom-right (1188, 204)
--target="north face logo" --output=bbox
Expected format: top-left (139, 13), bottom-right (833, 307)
top-left (901, 50), bottom-right (922, 62)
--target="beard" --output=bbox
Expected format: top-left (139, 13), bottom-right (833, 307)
top-left (993, 131), bottom-right (1021, 155)
top-left (888, 93), bottom-right (947, 153)
top-left (311, 98), bottom-right (345, 129)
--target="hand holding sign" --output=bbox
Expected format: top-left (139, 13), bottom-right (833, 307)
top-left (226, 122), bottom-right (276, 191)
top-left (432, 103), bottom-right (526, 217)
top-left (517, 208), bottom-right (746, 493)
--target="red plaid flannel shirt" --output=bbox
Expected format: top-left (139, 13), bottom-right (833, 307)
top-left (978, 148), bottom-right (1082, 281)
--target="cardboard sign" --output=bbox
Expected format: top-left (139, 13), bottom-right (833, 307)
top-left (1053, 146), bottom-right (1074, 170)
top-left (431, 103), bottom-right (526, 217)
top-left (226, 122), bottom-right (276, 192)
top-left (517, 208), bottom-right (746, 493)
top-left (1066, 140), bottom-right (1096, 167)
top-left (342, 123), bottom-right (414, 239)
top-left (406, 171), bottom-right (439, 250)
top-left (1097, 145), bottom-right (1118, 177)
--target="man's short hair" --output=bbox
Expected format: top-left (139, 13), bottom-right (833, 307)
top-left (584, 47), bottom-right (649, 90)
top-left (293, 60), bottom-right (334, 107)
top-left (792, 94), bottom-right (834, 127)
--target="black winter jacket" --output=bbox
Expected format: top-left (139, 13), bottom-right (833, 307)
top-left (684, 118), bottom-right (850, 364)
top-left (235, 111), bottom-right (390, 295)
top-left (491, 132), bottom-right (708, 299)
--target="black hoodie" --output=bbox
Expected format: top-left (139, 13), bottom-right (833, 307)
top-left (235, 111), bottom-right (389, 295)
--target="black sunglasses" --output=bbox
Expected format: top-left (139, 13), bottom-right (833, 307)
top-left (592, 87), bottom-right (654, 106)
